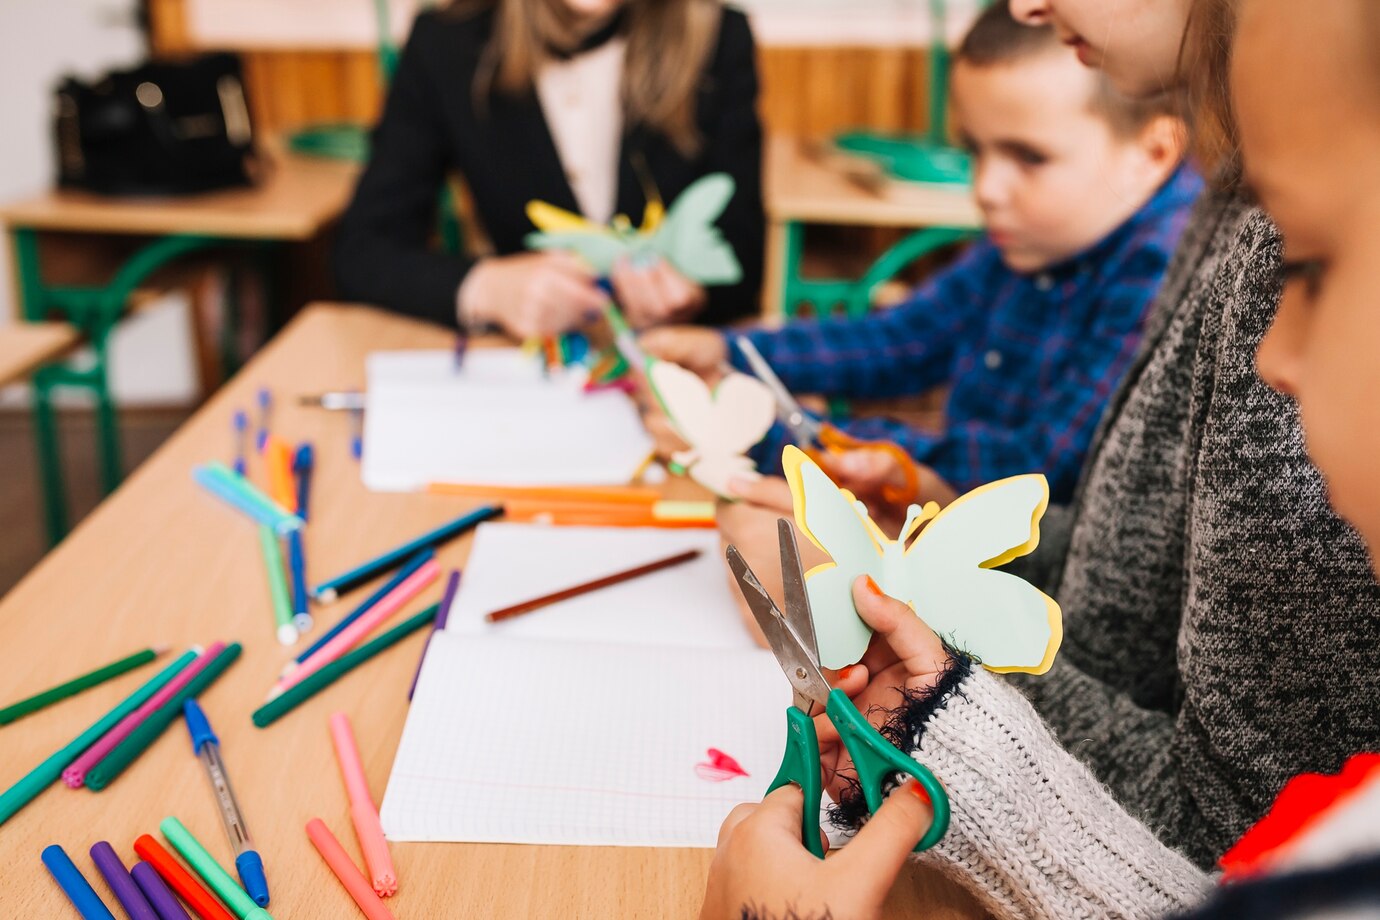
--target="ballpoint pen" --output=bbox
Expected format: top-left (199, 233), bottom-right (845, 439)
top-left (182, 699), bottom-right (270, 907)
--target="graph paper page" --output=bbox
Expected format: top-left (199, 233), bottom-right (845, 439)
top-left (381, 632), bottom-right (788, 847)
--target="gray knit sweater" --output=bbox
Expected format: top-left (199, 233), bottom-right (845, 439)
top-left (843, 182), bottom-right (1380, 918)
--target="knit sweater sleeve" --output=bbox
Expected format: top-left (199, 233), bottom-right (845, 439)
top-left (850, 662), bottom-right (1212, 920)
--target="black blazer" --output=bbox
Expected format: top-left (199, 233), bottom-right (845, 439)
top-left (333, 5), bottom-right (765, 327)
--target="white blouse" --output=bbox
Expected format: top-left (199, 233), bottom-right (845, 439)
top-left (534, 38), bottom-right (627, 225)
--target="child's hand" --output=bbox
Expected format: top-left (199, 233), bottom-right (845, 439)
top-left (817, 576), bottom-right (952, 803)
top-left (821, 448), bottom-right (960, 530)
top-left (460, 251), bottom-right (607, 339)
top-left (639, 325), bottom-right (730, 380)
top-left (700, 781), bottom-right (936, 920)
top-left (611, 257), bottom-right (707, 329)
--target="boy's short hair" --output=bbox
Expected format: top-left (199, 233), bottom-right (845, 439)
top-left (956, 0), bottom-right (1182, 139)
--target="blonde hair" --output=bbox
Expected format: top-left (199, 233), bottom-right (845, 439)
top-left (1178, 0), bottom-right (1240, 177)
top-left (450, 0), bottom-right (722, 156)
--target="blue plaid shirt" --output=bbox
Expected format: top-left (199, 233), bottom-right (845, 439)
top-left (735, 165), bottom-right (1202, 503)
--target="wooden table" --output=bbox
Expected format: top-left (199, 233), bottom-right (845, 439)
top-left (0, 304), bottom-right (983, 919)
top-left (0, 142), bottom-right (361, 543)
top-left (0, 322), bottom-right (80, 388)
top-left (764, 135), bottom-right (983, 317)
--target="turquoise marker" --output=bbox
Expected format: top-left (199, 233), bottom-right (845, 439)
top-left (181, 701), bottom-right (270, 907)
top-left (193, 463), bottom-right (303, 534)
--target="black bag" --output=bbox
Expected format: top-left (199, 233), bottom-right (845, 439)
top-left (55, 53), bottom-right (258, 196)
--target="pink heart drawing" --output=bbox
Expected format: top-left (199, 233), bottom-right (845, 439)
top-left (694, 748), bottom-right (750, 782)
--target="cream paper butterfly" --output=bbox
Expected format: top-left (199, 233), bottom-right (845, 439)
top-left (783, 445), bottom-right (1061, 673)
top-left (648, 360), bottom-right (775, 497)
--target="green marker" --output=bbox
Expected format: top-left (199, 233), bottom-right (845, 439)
top-left (0, 650), bottom-right (195, 826)
top-left (257, 525), bottom-right (297, 646)
top-left (85, 644), bottom-right (243, 792)
top-left (0, 645), bottom-right (166, 725)
top-left (161, 816), bottom-right (273, 920)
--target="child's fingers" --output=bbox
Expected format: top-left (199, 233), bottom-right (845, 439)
top-left (850, 576), bottom-right (948, 675)
top-left (725, 474), bottom-right (794, 512)
top-left (834, 779), bottom-right (935, 890)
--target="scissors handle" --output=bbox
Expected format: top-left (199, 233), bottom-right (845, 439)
top-left (813, 427), bottom-right (922, 506)
top-left (766, 706), bottom-right (826, 859)
top-left (826, 687), bottom-right (949, 852)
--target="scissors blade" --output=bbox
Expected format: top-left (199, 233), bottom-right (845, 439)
top-left (726, 544), bottom-right (832, 712)
top-left (777, 519), bottom-right (821, 669)
top-left (733, 336), bottom-right (822, 445)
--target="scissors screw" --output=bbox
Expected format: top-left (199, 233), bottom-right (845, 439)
top-left (795, 667), bottom-right (807, 681)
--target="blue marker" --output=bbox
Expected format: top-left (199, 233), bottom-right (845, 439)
top-left (232, 411), bottom-right (249, 477)
top-left (288, 444), bottom-right (315, 632)
top-left (292, 444), bottom-right (315, 522)
top-left (181, 700), bottom-right (270, 907)
top-left (349, 409), bottom-right (363, 461)
top-left (42, 844), bottom-right (116, 919)
top-left (255, 388), bottom-right (271, 453)
top-left (293, 548), bottom-right (436, 666)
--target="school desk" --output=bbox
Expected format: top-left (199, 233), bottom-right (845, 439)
top-left (0, 140), bottom-right (359, 544)
top-left (0, 321), bottom-right (80, 388)
top-left (0, 303), bottom-right (987, 920)
top-left (764, 135), bottom-right (983, 318)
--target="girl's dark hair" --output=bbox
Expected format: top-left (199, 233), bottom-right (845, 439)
top-left (957, 0), bottom-right (1182, 140)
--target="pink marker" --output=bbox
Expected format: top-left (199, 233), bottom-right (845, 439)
top-left (62, 643), bottom-right (226, 788)
top-left (329, 712), bottom-right (397, 896)
top-left (269, 560), bottom-right (439, 699)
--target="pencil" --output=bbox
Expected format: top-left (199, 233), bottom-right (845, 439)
top-left (485, 548), bottom-right (702, 623)
top-left (252, 605), bottom-right (438, 728)
top-left (0, 645), bottom-right (166, 725)
top-left (311, 505), bottom-right (502, 602)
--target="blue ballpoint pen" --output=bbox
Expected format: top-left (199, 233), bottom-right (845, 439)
top-left (182, 699), bottom-right (270, 907)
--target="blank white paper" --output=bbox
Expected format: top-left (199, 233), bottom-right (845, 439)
top-left (381, 632), bottom-right (787, 847)
top-left (443, 523), bottom-right (756, 650)
top-left (361, 350), bottom-right (654, 492)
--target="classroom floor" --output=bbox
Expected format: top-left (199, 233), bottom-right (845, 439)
top-left (0, 407), bottom-right (189, 595)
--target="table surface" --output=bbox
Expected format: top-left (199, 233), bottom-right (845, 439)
top-left (0, 321), bottom-right (81, 387)
top-left (0, 144), bottom-right (359, 241)
top-left (0, 303), bottom-right (984, 919)
top-left (765, 135), bottom-right (982, 229)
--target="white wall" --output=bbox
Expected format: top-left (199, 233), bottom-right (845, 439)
top-left (0, 0), bottom-right (198, 407)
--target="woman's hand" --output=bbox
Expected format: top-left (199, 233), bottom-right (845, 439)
top-left (611, 257), bottom-right (707, 329)
top-left (817, 577), bottom-right (951, 803)
top-left (638, 324), bottom-right (730, 381)
top-left (460, 251), bottom-right (608, 339)
top-left (700, 781), bottom-right (936, 920)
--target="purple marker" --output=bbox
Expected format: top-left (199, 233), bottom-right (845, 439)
top-left (90, 841), bottom-right (159, 920)
top-left (454, 332), bottom-right (468, 372)
top-left (131, 861), bottom-right (192, 920)
top-left (408, 568), bottom-right (461, 700)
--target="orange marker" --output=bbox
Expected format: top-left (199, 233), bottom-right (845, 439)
top-left (264, 437), bottom-right (296, 514)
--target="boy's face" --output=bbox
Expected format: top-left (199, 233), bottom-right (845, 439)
top-left (952, 51), bottom-right (1168, 273)
top-left (1237, 0), bottom-right (1380, 566)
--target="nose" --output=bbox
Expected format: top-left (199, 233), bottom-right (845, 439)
top-left (1009, 0), bottom-right (1053, 25)
top-left (972, 157), bottom-right (1009, 213)
top-left (1257, 284), bottom-right (1306, 397)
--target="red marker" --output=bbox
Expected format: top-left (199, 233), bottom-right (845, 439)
top-left (133, 834), bottom-right (234, 920)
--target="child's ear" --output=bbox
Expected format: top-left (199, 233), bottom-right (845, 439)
top-left (1138, 115), bottom-right (1190, 170)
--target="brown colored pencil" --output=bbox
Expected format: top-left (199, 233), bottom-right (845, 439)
top-left (485, 549), bottom-right (704, 623)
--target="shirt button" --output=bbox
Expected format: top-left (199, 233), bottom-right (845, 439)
top-left (1035, 273), bottom-right (1054, 291)
top-left (984, 350), bottom-right (1003, 370)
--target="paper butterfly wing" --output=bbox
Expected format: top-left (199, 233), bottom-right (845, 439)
top-left (783, 446), bottom-right (889, 669)
top-left (647, 362), bottom-right (775, 497)
top-left (898, 475), bottom-right (1061, 674)
top-left (648, 174), bottom-right (743, 286)
top-left (522, 231), bottom-right (631, 275)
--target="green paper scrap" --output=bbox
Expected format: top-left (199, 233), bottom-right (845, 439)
top-left (252, 605), bottom-right (438, 728)
top-left (161, 816), bottom-right (273, 920)
top-left (525, 173), bottom-right (743, 285)
top-left (85, 644), bottom-right (243, 792)
top-left (0, 651), bottom-right (197, 826)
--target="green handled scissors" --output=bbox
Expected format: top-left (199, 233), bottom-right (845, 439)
top-left (726, 519), bottom-right (949, 858)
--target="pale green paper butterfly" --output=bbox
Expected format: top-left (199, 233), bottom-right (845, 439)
top-left (524, 173), bottom-right (742, 285)
top-left (782, 445), bottom-right (1062, 674)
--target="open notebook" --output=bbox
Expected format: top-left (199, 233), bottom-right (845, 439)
top-left (381, 632), bottom-right (785, 848)
top-left (382, 523), bottom-right (789, 848)
top-left (361, 349), bottom-right (654, 492)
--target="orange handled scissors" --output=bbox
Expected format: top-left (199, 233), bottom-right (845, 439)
top-left (735, 336), bottom-right (922, 505)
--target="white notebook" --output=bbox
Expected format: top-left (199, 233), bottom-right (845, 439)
top-left (442, 523), bottom-right (754, 650)
top-left (361, 349), bottom-right (654, 492)
top-left (381, 632), bottom-right (786, 847)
